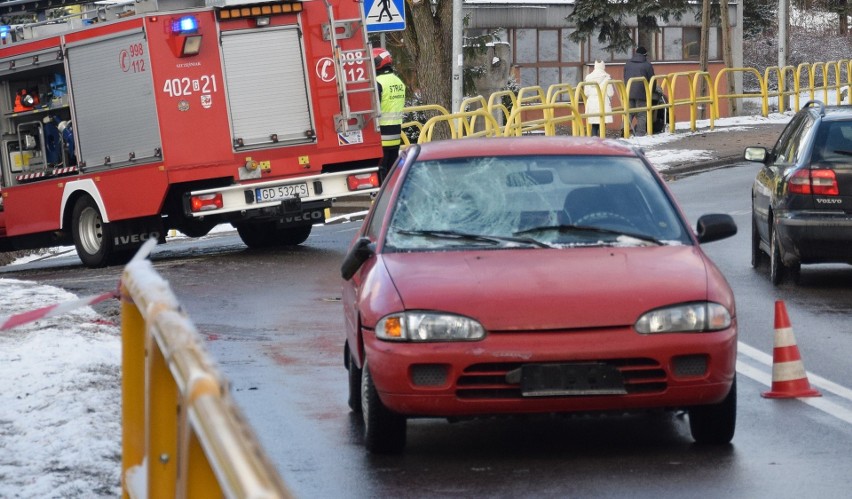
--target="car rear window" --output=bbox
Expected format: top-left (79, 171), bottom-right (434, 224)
top-left (385, 154), bottom-right (691, 250)
top-left (813, 122), bottom-right (852, 163)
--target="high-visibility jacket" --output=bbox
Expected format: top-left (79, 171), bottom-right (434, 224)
top-left (376, 72), bottom-right (406, 147)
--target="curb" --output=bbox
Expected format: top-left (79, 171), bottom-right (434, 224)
top-left (661, 153), bottom-right (745, 180)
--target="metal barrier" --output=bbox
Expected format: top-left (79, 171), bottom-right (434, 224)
top-left (403, 60), bottom-right (852, 144)
top-left (417, 108), bottom-right (501, 142)
top-left (121, 240), bottom-right (292, 498)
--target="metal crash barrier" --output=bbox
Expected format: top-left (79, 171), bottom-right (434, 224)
top-left (121, 240), bottom-right (292, 498)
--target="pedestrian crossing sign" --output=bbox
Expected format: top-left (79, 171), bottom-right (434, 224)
top-left (364, 0), bottom-right (406, 33)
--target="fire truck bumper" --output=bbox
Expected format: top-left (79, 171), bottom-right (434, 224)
top-left (184, 167), bottom-right (379, 219)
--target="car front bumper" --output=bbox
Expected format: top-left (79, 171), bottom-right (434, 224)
top-left (776, 210), bottom-right (852, 264)
top-left (362, 325), bottom-right (737, 417)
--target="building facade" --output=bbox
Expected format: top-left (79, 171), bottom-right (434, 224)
top-left (465, 0), bottom-right (744, 114)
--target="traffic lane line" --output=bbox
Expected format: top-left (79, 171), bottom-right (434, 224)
top-left (738, 341), bottom-right (852, 426)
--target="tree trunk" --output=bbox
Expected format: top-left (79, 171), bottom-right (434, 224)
top-left (636, 15), bottom-right (655, 55)
top-left (720, 0), bottom-right (736, 115)
top-left (401, 0), bottom-right (453, 139)
top-left (699, 0), bottom-right (710, 119)
top-left (404, 1), bottom-right (452, 112)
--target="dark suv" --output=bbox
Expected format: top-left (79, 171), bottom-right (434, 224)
top-left (747, 100), bottom-right (852, 285)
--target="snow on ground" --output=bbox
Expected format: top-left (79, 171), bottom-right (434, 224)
top-left (0, 281), bottom-right (122, 497)
top-left (0, 109), bottom-right (802, 497)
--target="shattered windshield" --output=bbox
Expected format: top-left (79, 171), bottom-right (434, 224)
top-left (384, 154), bottom-right (691, 251)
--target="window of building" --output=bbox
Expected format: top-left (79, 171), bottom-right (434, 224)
top-left (511, 28), bottom-right (583, 90)
top-left (677, 27), bottom-right (721, 61)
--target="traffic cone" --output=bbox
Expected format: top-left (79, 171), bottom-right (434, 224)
top-left (762, 300), bottom-right (821, 399)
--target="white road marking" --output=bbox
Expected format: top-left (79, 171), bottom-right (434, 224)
top-left (738, 341), bottom-right (852, 425)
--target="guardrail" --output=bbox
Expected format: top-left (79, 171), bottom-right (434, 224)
top-left (403, 60), bottom-right (852, 144)
top-left (121, 240), bottom-right (292, 498)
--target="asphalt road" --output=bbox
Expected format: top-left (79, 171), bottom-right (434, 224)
top-left (3, 160), bottom-right (852, 497)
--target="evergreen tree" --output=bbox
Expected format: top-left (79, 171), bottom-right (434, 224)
top-left (567, 0), bottom-right (690, 53)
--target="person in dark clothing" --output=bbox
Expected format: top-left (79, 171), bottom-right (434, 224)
top-left (373, 48), bottom-right (406, 184)
top-left (623, 46), bottom-right (655, 136)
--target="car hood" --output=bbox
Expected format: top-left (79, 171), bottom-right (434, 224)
top-left (382, 246), bottom-right (714, 331)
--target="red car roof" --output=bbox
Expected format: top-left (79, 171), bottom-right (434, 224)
top-left (410, 136), bottom-right (639, 160)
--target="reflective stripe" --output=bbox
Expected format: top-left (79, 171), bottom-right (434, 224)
top-left (377, 72), bottom-right (405, 127)
top-left (773, 327), bottom-right (796, 348)
top-left (772, 360), bottom-right (808, 382)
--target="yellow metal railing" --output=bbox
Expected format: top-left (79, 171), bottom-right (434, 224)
top-left (403, 60), bottom-right (852, 144)
top-left (121, 240), bottom-right (292, 498)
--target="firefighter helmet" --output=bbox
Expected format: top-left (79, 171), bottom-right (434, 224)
top-left (372, 48), bottom-right (392, 71)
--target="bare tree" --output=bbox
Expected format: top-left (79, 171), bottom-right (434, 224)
top-left (386, 1), bottom-right (453, 112)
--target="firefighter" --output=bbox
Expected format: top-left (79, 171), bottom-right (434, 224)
top-left (373, 48), bottom-right (406, 183)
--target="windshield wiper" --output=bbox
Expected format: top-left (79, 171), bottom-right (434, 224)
top-left (832, 149), bottom-right (852, 156)
top-left (514, 224), bottom-right (664, 246)
top-left (395, 228), bottom-right (551, 248)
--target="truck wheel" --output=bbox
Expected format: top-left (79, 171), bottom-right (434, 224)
top-left (273, 224), bottom-right (312, 246)
top-left (236, 221), bottom-right (275, 248)
top-left (176, 220), bottom-right (218, 238)
top-left (72, 197), bottom-right (113, 268)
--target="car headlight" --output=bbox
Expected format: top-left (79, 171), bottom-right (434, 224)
top-left (635, 302), bottom-right (731, 334)
top-left (376, 312), bottom-right (486, 342)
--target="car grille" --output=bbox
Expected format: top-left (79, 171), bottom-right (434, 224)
top-left (456, 358), bottom-right (667, 399)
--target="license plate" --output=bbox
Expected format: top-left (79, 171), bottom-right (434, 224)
top-left (255, 183), bottom-right (309, 203)
top-left (520, 363), bottom-right (627, 397)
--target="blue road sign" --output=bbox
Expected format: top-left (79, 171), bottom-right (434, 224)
top-left (364, 0), bottom-right (406, 33)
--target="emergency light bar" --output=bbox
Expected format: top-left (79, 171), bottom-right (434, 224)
top-left (174, 16), bottom-right (199, 34)
top-left (217, 1), bottom-right (303, 21)
top-left (168, 15), bottom-right (202, 57)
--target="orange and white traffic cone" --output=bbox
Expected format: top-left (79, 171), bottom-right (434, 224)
top-left (762, 300), bottom-right (821, 399)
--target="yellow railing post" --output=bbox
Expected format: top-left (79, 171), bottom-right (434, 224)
top-left (120, 241), bottom-right (293, 498)
top-left (147, 332), bottom-right (180, 497)
top-left (121, 284), bottom-right (145, 499)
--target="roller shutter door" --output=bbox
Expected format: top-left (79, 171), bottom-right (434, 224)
top-left (221, 26), bottom-right (313, 149)
top-left (66, 30), bottom-right (161, 170)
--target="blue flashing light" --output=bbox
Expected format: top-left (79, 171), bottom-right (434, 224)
top-left (173, 16), bottom-right (198, 34)
top-left (0, 25), bottom-right (9, 40)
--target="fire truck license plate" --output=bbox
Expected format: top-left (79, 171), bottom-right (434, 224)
top-left (255, 183), bottom-right (309, 203)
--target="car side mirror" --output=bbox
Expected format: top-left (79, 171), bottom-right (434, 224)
top-left (744, 146), bottom-right (768, 163)
top-left (341, 237), bottom-right (375, 280)
top-left (696, 214), bottom-right (737, 244)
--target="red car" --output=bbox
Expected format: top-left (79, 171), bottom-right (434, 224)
top-left (341, 136), bottom-right (738, 454)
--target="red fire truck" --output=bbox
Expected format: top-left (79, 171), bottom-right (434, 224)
top-left (0, 0), bottom-right (382, 267)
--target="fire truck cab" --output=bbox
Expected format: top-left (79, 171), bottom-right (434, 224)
top-left (0, 0), bottom-right (382, 267)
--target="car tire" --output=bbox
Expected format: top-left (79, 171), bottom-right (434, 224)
top-left (361, 360), bottom-right (406, 454)
top-left (750, 212), bottom-right (764, 269)
top-left (689, 376), bottom-right (736, 445)
top-left (347, 345), bottom-right (362, 413)
top-left (769, 221), bottom-right (785, 285)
